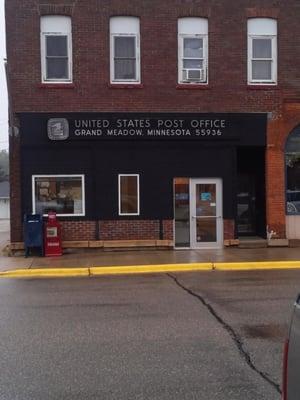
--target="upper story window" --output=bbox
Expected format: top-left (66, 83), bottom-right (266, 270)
top-left (248, 18), bottom-right (277, 85)
top-left (110, 17), bottom-right (140, 84)
top-left (178, 18), bottom-right (208, 84)
top-left (40, 16), bottom-right (72, 83)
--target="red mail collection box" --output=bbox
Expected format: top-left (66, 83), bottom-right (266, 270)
top-left (44, 211), bottom-right (62, 257)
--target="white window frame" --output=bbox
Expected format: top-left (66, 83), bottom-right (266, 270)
top-left (118, 174), bottom-right (140, 216)
top-left (110, 17), bottom-right (141, 84)
top-left (178, 18), bottom-right (208, 85)
top-left (247, 19), bottom-right (277, 85)
top-left (40, 16), bottom-right (73, 83)
top-left (32, 174), bottom-right (85, 217)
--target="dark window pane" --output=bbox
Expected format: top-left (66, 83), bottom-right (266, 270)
top-left (286, 134), bottom-right (300, 153)
top-left (174, 178), bottom-right (190, 247)
top-left (183, 38), bottom-right (203, 58)
top-left (286, 155), bottom-right (300, 214)
top-left (183, 59), bottom-right (203, 69)
top-left (120, 176), bottom-right (138, 214)
top-left (196, 218), bottom-right (217, 242)
top-left (35, 177), bottom-right (83, 215)
top-left (46, 58), bottom-right (69, 79)
top-left (252, 60), bottom-right (271, 80)
top-left (286, 128), bottom-right (300, 214)
top-left (114, 59), bottom-right (136, 80)
top-left (115, 37), bottom-right (135, 58)
top-left (253, 38), bottom-right (272, 59)
top-left (196, 184), bottom-right (216, 217)
top-left (46, 36), bottom-right (68, 57)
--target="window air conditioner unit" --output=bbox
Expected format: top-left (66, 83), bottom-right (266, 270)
top-left (183, 68), bottom-right (206, 82)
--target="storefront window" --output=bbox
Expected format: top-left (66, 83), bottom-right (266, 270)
top-left (32, 175), bottom-right (85, 216)
top-left (286, 127), bottom-right (300, 214)
top-left (118, 174), bottom-right (140, 215)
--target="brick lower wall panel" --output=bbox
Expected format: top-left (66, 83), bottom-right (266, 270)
top-left (99, 220), bottom-right (160, 240)
top-left (223, 219), bottom-right (235, 240)
top-left (60, 221), bottom-right (97, 241)
top-left (163, 220), bottom-right (173, 241)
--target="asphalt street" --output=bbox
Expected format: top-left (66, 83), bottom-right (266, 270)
top-left (0, 269), bottom-right (299, 400)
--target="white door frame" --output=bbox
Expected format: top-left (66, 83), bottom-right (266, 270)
top-left (190, 178), bottom-right (223, 249)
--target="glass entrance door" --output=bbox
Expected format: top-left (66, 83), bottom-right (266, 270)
top-left (190, 179), bottom-right (223, 248)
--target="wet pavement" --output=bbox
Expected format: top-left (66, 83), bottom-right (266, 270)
top-left (4, 246), bottom-right (300, 272)
top-left (0, 219), bottom-right (299, 399)
top-left (1, 219), bottom-right (300, 271)
top-left (1, 269), bottom-right (296, 400)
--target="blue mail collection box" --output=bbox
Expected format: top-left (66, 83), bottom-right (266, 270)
top-left (23, 214), bottom-right (44, 256)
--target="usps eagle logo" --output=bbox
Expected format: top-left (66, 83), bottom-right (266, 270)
top-left (47, 119), bottom-right (69, 140)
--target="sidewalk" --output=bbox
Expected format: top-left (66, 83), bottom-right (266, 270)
top-left (2, 244), bottom-right (300, 277)
top-left (2, 220), bottom-right (300, 277)
top-left (5, 246), bottom-right (300, 269)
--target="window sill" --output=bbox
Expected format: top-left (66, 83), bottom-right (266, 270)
top-left (176, 84), bottom-right (210, 90)
top-left (119, 214), bottom-right (140, 217)
top-left (109, 83), bottom-right (143, 89)
top-left (38, 83), bottom-right (75, 89)
top-left (42, 214), bottom-right (85, 217)
top-left (247, 84), bottom-right (278, 90)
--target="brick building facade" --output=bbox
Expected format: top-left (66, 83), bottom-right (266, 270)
top-left (5, 0), bottom-right (300, 249)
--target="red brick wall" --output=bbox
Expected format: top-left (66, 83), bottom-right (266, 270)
top-left (99, 220), bottom-right (160, 240)
top-left (5, 0), bottom-right (289, 115)
top-left (266, 105), bottom-right (300, 238)
top-left (60, 220), bottom-right (97, 241)
top-left (6, 0), bottom-right (300, 242)
top-left (19, 219), bottom-right (172, 243)
top-left (223, 220), bottom-right (235, 241)
top-left (163, 220), bottom-right (173, 241)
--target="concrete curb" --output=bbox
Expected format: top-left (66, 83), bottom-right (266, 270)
top-left (1, 261), bottom-right (300, 278)
top-left (215, 261), bottom-right (300, 270)
top-left (90, 263), bottom-right (211, 276)
top-left (0, 268), bottom-right (90, 278)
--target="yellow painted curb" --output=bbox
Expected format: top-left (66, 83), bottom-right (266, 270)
top-left (90, 263), bottom-right (212, 276)
top-left (1, 260), bottom-right (300, 279)
top-left (215, 261), bottom-right (300, 270)
top-left (0, 263), bottom-right (211, 279)
top-left (0, 268), bottom-right (90, 278)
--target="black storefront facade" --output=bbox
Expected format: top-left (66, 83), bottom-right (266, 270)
top-left (19, 112), bottom-right (267, 249)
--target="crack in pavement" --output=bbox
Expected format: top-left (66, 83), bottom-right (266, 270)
top-left (167, 273), bottom-right (282, 395)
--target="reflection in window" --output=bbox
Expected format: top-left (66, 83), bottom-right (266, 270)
top-left (110, 17), bottom-right (140, 83)
top-left (114, 36), bottom-right (137, 80)
top-left (33, 175), bottom-right (85, 216)
top-left (178, 17), bottom-right (208, 84)
top-left (46, 36), bottom-right (69, 79)
top-left (119, 175), bottom-right (139, 215)
top-left (247, 18), bottom-right (277, 84)
top-left (286, 126), bottom-right (300, 214)
top-left (174, 178), bottom-right (190, 247)
top-left (41, 16), bottom-right (72, 82)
